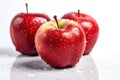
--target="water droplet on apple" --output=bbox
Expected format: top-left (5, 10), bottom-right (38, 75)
top-left (60, 38), bottom-right (62, 41)
top-left (49, 38), bottom-right (52, 41)
top-left (63, 46), bottom-right (66, 49)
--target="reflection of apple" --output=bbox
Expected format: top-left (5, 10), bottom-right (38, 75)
top-left (10, 3), bottom-right (51, 56)
top-left (62, 10), bottom-right (99, 55)
top-left (35, 16), bottom-right (86, 68)
top-left (10, 55), bottom-right (99, 80)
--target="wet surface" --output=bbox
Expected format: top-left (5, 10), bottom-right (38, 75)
top-left (10, 55), bottom-right (99, 80)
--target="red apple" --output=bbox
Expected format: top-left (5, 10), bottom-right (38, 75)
top-left (61, 10), bottom-right (99, 55)
top-left (35, 16), bottom-right (86, 68)
top-left (10, 3), bottom-right (51, 56)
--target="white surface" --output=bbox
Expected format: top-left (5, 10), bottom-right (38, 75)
top-left (0, 0), bottom-right (120, 80)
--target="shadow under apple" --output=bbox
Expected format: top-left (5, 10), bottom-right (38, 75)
top-left (10, 54), bottom-right (99, 80)
top-left (11, 55), bottom-right (52, 71)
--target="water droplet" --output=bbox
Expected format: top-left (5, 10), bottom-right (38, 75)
top-left (73, 67), bottom-right (84, 73)
top-left (89, 70), bottom-right (94, 74)
top-left (56, 79), bottom-right (61, 80)
top-left (28, 73), bottom-right (35, 77)
top-left (75, 69), bottom-right (83, 73)
top-left (15, 68), bottom-right (20, 71)
top-left (63, 46), bottom-right (66, 49)
top-left (43, 67), bottom-right (47, 70)
top-left (40, 72), bottom-right (46, 75)
top-left (21, 66), bottom-right (27, 70)
top-left (63, 69), bottom-right (67, 71)
top-left (14, 76), bottom-right (19, 80)
top-left (60, 38), bottom-right (62, 41)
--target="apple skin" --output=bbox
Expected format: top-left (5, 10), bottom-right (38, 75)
top-left (61, 12), bottom-right (99, 55)
top-left (35, 19), bottom-right (86, 68)
top-left (10, 13), bottom-right (51, 56)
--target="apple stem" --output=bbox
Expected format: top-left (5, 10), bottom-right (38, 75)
top-left (78, 10), bottom-right (80, 17)
top-left (25, 3), bottom-right (28, 13)
top-left (53, 15), bottom-right (60, 29)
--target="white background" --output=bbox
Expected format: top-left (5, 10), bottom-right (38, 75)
top-left (0, 0), bottom-right (120, 80)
